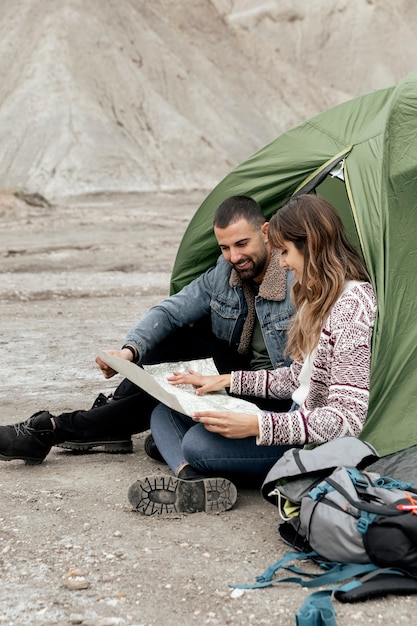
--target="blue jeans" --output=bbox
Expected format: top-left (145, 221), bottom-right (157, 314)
top-left (150, 403), bottom-right (295, 486)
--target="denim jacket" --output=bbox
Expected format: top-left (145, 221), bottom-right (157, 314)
top-left (124, 250), bottom-right (295, 369)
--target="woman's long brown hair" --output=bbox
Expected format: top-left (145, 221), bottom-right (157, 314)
top-left (268, 194), bottom-right (369, 360)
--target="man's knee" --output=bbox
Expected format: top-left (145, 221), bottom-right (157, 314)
top-left (112, 378), bottom-right (141, 400)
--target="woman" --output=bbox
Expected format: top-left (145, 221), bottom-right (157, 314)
top-left (128, 194), bottom-right (377, 516)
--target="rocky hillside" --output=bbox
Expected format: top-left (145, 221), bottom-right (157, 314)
top-left (0, 0), bottom-right (416, 198)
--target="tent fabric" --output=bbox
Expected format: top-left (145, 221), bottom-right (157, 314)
top-left (170, 72), bottom-right (417, 457)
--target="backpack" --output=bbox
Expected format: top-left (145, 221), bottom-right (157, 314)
top-left (295, 465), bottom-right (417, 569)
top-left (261, 436), bottom-right (379, 509)
top-left (231, 437), bottom-right (417, 626)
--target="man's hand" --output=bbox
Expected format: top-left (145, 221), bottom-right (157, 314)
top-left (167, 369), bottom-right (231, 395)
top-left (95, 348), bottom-right (135, 379)
top-left (191, 410), bottom-right (259, 438)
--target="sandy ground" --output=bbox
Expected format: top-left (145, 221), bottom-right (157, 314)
top-left (0, 191), bottom-right (415, 625)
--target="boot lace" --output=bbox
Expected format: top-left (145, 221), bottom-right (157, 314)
top-left (12, 421), bottom-right (36, 437)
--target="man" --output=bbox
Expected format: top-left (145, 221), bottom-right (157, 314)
top-left (0, 196), bottom-right (295, 482)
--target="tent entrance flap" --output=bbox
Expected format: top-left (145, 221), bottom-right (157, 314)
top-left (294, 156), bottom-right (365, 265)
top-left (315, 172), bottom-right (364, 264)
top-left (293, 150), bottom-right (351, 196)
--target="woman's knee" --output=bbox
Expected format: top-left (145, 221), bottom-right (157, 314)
top-left (150, 403), bottom-right (169, 427)
top-left (182, 425), bottom-right (213, 465)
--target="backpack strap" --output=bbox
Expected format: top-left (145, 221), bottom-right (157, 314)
top-left (296, 589), bottom-right (337, 626)
top-left (296, 568), bottom-right (411, 626)
top-left (334, 570), bottom-right (417, 602)
top-left (325, 472), bottom-right (408, 517)
top-left (230, 551), bottom-right (317, 589)
top-left (230, 551), bottom-right (379, 590)
top-left (373, 475), bottom-right (416, 491)
top-left (230, 551), bottom-right (414, 625)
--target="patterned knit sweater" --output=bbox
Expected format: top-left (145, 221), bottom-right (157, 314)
top-left (230, 282), bottom-right (377, 446)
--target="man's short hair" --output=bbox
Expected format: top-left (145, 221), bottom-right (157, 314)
top-left (213, 196), bottom-right (266, 230)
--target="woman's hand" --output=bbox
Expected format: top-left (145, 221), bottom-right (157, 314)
top-left (191, 410), bottom-right (259, 438)
top-left (167, 369), bottom-right (231, 395)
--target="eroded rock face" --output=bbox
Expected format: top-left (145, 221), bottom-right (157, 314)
top-left (0, 0), bottom-right (415, 199)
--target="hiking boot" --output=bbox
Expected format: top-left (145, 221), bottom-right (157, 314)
top-left (56, 436), bottom-right (133, 454)
top-left (127, 474), bottom-right (238, 516)
top-left (0, 411), bottom-right (57, 465)
top-left (143, 433), bottom-right (165, 463)
top-left (90, 392), bottom-right (111, 409)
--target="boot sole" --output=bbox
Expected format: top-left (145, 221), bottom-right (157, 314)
top-left (0, 453), bottom-right (45, 465)
top-left (55, 440), bottom-right (133, 454)
top-left (128, 475), bottom-right (238, 515)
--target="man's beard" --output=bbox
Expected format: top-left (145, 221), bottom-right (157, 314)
top-left (233, 254), bottom-right (267, 281)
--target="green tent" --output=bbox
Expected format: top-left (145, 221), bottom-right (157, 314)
top-left (170, 71), bottom-right (417, 457)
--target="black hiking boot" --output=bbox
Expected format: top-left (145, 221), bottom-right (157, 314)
top-left (127, 469), bottom-right (238, 516)
top-left (0, 411), bottom-right (58, 465)
top-left (143, 433), bottom-right (165, 463)
top-left (56, 436), bottom-right (133, 454)
top-left (90, 392), bottom-right (111, 409)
